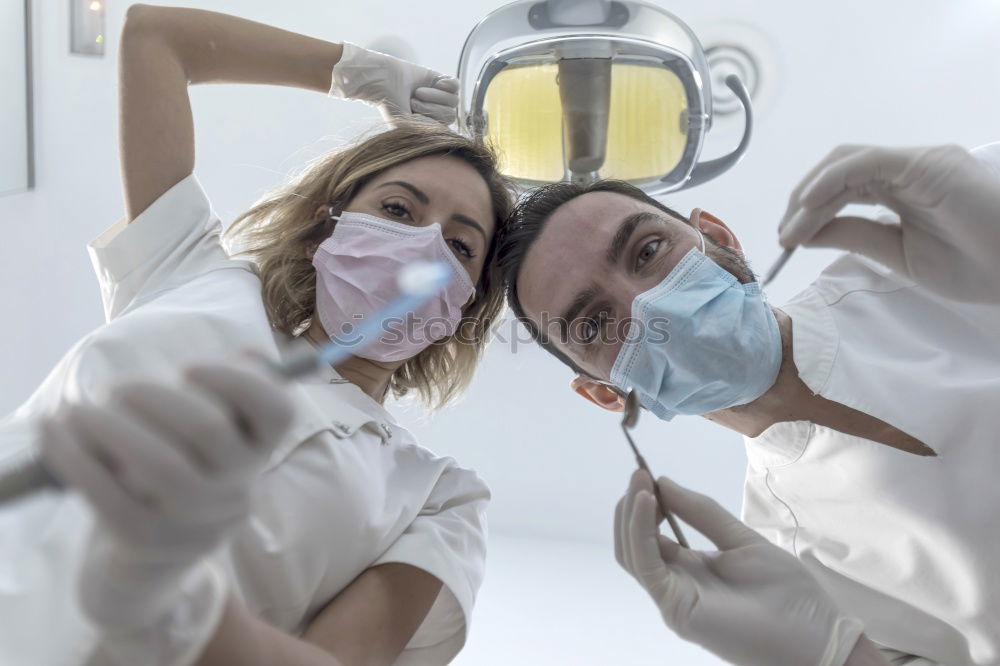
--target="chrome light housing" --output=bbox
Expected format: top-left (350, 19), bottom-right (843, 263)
top-left (457, 0), bottom-right (752, 194)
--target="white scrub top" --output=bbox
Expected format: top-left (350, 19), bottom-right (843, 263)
top-left (0, 175), bottom-right (488, 665)
top-left (742, 145), bottom-right (1000, 665)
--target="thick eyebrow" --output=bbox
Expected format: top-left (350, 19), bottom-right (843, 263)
top-left (607, 212), bottom-right (660, 266)
top-left (377, 180), bottom-right (428, 204)
top-left (558, 285), bottom-right (599, 343)
top-left (451, 214), bottom-right (488, 245)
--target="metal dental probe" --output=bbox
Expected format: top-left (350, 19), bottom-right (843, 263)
top-left (620, 389), bottom-right (690, 548)
top-left (762, 247), bottom-right (794, 287)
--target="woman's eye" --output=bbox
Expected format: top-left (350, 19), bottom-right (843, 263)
top-left (637, 239), bottom-right (662, 267)
top-left (449, 238), bottom-right (477, 260)
top-left (382, 201), bottom-right (411, 219)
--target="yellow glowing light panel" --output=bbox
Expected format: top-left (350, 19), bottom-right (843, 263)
top-left (483, 62), bottom-right (689, 182)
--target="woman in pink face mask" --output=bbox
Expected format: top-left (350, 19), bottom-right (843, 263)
top-left (0, 7), bottom-right (514, 666)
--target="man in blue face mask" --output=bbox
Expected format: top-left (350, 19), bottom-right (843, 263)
top-left (496, 181), bottom-right (931, 453)
top-left (496, 143), bottom-right (1000, 666)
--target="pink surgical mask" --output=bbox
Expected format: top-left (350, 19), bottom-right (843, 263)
top-left (312, 211), bottom-right (476, 362)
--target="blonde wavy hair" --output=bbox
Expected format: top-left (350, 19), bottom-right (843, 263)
top-left (226, 121), bottom-right (515, 409)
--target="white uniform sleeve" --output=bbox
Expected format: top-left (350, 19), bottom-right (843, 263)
top-left (877, 648), bottom-right (941, 665)
top-left (372, 464), bottom-right (490, 666)
top-left (87, 174), bottom-right (234, 322)
top-left (970, 141), bottom-right (1000, 176)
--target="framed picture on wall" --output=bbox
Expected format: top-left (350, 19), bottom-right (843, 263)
top-left (0, 0), bottom-right (34, 196)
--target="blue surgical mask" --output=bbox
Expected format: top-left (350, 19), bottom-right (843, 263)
top-left (609, 240), bottom-right (782, 421)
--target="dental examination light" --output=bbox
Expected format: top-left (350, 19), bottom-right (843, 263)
top-left (457, 0), bottom-right (753, 194)
top-left (0, 262), bottom-right (452, 506)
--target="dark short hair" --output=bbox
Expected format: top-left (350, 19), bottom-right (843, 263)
top-left (494, 180), bottom-right (688, 376)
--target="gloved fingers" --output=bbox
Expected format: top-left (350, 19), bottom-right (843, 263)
top-left (618, 479), bottom-right (637, 574)
top-left (632, 467), bottom-right (655, 491)
top-left (798, 146), bottom-right (914, 211)
top-left (627, 490), bottom-right (676, 601)
top-left (38, 416), bottom-right (155, 537)
top-left (410, 99), bottom-right (456, 125)
top-left (616, 473), bottom-right (639, 574)
top-left (114, 382), bottom-right (259, 476)
top-left (613, 493), bottom-right (627, 569)
top-left (413, 85), bottom-right (458, 107)
top-left (183, 362), bottom-right (295, 455)
top-left (655, 476), bottom-right (764, 550)
top-left (628, 490), bottom-right (668, 575)
top-left (780, 144), bottom-right (868, 231)
top-left (63, 403), bottom-right (203, 514)
top-left (430, 75), bottom-right (459, 93)
top-left (67, 400), bottom-right (253, 525)
top-left (657, 533), bottom-right (681, 563)
top-left (802, 216), bottom-right (910, 277)
top-left (779, 183), bottom-right (892, 248)
top-left (621, 469), bottom-right (656, 573)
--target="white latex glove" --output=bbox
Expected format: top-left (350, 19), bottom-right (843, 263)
top-left (38, 361), bottom-right (294, 634)
top-left (778, 144), bottom-right (1000, 303)
top-left (329, 41), bottom-right (459, 125)
top-left (615, 470), bottom-right (864, 666)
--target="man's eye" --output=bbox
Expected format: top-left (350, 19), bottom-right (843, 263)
top-left (581, 311), bottom-right (608, 344)
top-left (637, 239), bottom-right (662, 267)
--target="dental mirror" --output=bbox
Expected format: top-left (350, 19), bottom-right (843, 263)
top-left (621, 390), bottom-right (690, 548)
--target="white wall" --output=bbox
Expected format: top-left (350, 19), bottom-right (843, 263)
top-left (2, 1), bottom-right (999, 663)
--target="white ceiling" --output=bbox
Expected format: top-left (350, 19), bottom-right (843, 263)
top-left (2, 0), bottom-right (1000, 554)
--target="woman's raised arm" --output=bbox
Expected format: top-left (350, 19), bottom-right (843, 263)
top-left (118, 4), bottom-right (342, 221)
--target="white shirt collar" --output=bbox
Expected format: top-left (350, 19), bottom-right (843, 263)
top-left (277, 331), bottom-right (399, 428)
top-left (744, 287), bottom-right (840, 468)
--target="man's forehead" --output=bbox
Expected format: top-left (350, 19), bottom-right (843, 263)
top-left (551, 191), bottom-right (650, 238)
top-left (518, 191), bottom-right (655, 319)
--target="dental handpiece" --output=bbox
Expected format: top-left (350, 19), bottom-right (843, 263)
top-left (0, 261), bottom-right (453, 506)
top-left (268, 261), bottom-right (452, 379)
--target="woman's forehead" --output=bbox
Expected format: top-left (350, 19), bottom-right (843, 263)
top-left (372, 155), bottom-right (482, 191)
top-left (366, 156), bottom-right (493, 216)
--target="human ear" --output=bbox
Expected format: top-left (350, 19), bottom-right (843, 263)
top-left (314, 204), bottom-right (335, 221)
top-left (304, 205), bottom-right (339, 259)
top-left (690, 208), bottom-right (744, 254)
top-left (570, 376), bottom-right (626, 412)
